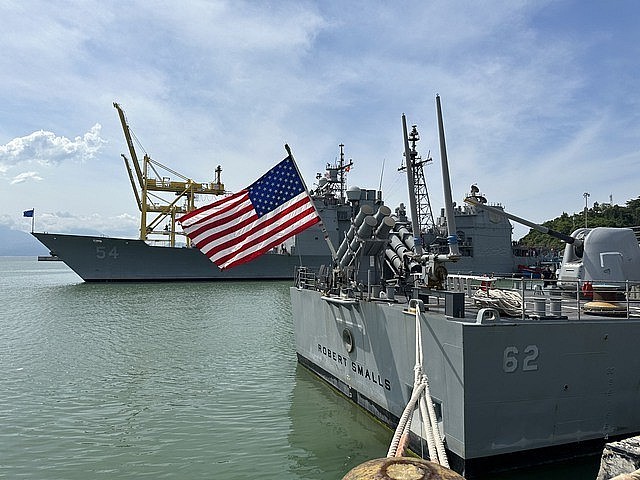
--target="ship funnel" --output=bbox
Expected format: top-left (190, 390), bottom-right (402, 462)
top-left (436, 95), bottom-right (461, 259)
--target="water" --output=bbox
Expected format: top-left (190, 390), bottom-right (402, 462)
top-left (0, 257), bottom-right (599, 479)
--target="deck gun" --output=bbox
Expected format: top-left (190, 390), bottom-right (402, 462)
top-left (464, 196), bottom-right (640, 287)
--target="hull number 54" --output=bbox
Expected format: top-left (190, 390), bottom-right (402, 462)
top-left (503, 345), bottom-right (539, 373)
top-left (96, 246), bottom-right (119, 259)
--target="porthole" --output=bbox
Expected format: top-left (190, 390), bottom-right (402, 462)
top-left (342, 328), bottom-right (355, 353)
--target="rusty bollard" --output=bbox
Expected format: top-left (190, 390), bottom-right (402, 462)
top-left (342, 457), bottom-right (465, 480)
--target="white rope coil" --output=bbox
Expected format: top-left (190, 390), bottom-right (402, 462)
top-left (472, 288), bottom-right (522, 316)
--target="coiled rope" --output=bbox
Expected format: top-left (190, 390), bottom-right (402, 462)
top-left (386, 300), bottom-right (449, 467)
top-left (472, 288), bottom-right (522, 316)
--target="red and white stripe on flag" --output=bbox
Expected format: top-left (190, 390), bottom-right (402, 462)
top-left (178, 157), bottom-right (320, 270)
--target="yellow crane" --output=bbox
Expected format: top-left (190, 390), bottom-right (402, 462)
top-left (113, 102), bottom-right (225, 247)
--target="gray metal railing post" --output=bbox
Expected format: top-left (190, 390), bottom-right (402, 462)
top-left (521, 278), bottom-right (526, 320)
top-left (576, 280), bottom-right (581, 321)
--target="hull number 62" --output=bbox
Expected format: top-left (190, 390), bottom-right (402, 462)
top-left (503, 345), bottom-right (539, 373)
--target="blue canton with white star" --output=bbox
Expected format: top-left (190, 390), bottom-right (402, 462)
top-left (248, 157), bottom-right (305, 217)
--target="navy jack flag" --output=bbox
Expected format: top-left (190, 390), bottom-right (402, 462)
top-left (178, 154), bottom-right (320, 270)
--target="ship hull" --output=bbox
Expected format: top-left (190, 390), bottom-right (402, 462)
top-left (33, 232), bottom-right (329, 282)
top-left (290, 286), bottom-right (640, 477)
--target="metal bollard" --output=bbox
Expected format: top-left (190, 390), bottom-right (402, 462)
top-left (342, 457), bottom-right (465, 480)
top-left (549, 297), bottom-right (562, 316)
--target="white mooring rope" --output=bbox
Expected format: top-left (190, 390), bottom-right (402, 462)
top-left (386, 301), bottom-right (449, 467)
top-left (472, 287), bottom-right (522, 316)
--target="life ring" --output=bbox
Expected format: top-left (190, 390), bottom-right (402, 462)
top-left (342, 328), bottom-right (355, 353)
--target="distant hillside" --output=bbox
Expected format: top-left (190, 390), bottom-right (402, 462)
top-left (519, 197), bottom-right (640, 249)
top-left (0, 225), bottom-right (49, 256)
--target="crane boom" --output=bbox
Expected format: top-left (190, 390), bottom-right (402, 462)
top-left (113, 102), bottom-right (144, 188)
top-left (113, 101), bottom-right (225, 246)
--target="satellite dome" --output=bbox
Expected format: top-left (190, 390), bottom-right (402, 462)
top-left (346, 186), bottom-right (361, 202)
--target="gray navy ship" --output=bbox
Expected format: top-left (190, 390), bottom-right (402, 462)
top-left (32, 104), bottom-right (356, 282)
top-left (31, 152), bottom-right (354, 282)
top-left (33, 102), bottom-right (539, 282)
top-left (290, 96), bottom-right (640, 477)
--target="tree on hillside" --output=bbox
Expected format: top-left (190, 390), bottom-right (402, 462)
top-left (517, 196), bottom-right (640, 249)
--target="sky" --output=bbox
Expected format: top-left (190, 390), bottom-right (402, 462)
top-left (1, 0), bottom-right (639, 241)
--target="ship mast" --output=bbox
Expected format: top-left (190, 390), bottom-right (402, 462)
top-left (315, 144), bottom-right (353, 201)
top-left (338, 143), bottom-right (347, 203)
top-left (398, 123), bottom-right (436, 245)
top-left (113, 102), bottom-right (225, 247)
top-left (402, 114), bottom-right (423, 255)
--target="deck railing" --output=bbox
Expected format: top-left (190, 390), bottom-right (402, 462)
top-left (446, 274), bottom-right (640, 320)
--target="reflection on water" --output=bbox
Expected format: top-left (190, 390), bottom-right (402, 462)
top-left (288, 365), bottom-right (392, 478)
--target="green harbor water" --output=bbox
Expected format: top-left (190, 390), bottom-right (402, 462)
top-left (0, 257), bottom-right (599, 479)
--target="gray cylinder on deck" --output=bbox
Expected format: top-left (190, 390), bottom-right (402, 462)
top-left (353, 204), bottom-right (374, 228)
top-left (386, 234), bottom-right (409, 272)
top-left (385, 247), bottom-right (403, 272)
top-left (390, 233), bottom-right (409, 256)
top-left (396, 226), bottom-right (415, 250)
top-left (336, 226), bottom-right (355, 261)
top-left (336, 205), bottom-right (375, 262)
top-left (357, 216), bottom-right (378, 239)
top-left (339, 249), bottom-right (355, 268)
top-left (374, 205), bottom-right (392, 224)
top-left (375, 216), bottom-right (396, 240)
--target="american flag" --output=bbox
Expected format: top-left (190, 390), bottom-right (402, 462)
top-left (178, 156), bottom-right (320, 270)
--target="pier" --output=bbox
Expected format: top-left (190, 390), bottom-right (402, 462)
top-left (597, 436), bottom-right (640, 480)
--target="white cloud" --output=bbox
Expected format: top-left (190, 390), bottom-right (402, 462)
top-left (10, 171), bottom-right (43, 185)
top-left (0, 0), bottom-right (639, 243)
top-left (0, 124), bottom-right (106, 169)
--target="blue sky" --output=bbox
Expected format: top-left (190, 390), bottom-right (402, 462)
top-left (1, 0), bottom-right (639, 240)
